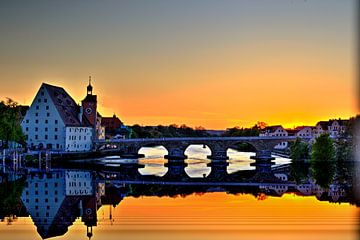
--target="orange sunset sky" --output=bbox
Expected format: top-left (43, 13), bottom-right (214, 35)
top-left (0, 1), bottom-right (358, 129)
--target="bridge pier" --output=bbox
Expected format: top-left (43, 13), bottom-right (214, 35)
top-left (164, 160), bottom-right (188, 178)
top-left (207, 144), bottom-right (229, 160)
top-left (164, 147), bottom-right (187, 160)
top-left (250, 150), bottom-right (275, 161)
top-left (207, 161), bottom-right (229, 178)
top-left (207, 151), bottom-right (229, 160)
top-left (250, 161), bottom-right (274, 173)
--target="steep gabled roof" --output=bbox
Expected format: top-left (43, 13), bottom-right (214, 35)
top-left (316, 121), bottom-right (330, 130)
top-left (42, 83), bottom-right (92, 127)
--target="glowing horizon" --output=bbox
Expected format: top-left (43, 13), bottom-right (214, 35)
top-left (0, 1), bottom-right (358, 129)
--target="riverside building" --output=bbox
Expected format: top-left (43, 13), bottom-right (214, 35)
top-left (21, 78), bottom-right (105, 152)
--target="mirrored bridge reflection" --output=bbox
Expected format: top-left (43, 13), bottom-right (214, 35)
top-left (0, 159), bottom-right (357, 240)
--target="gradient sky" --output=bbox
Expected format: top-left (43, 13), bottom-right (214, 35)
top-left (0, 0), bottom-right (357, 129)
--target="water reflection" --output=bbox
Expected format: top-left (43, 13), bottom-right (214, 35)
top-left (0, 146), bottom-right (358, 239)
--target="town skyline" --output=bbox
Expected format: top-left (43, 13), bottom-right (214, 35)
top-left (2, 80), bottom-right (356, 130)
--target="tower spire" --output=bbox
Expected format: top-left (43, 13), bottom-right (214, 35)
top-left (87, 76), bottom-right (93, 95)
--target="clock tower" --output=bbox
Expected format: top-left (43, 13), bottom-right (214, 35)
top-left (82, 76), bottom-right (97, 128)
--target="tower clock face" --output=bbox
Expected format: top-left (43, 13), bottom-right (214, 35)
top-left (85, 107), bottom-right (93, 115)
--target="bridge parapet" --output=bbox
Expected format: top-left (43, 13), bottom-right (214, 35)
top-left (94, 136), bottom-right (311, 161)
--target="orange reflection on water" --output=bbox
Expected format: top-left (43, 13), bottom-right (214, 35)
top-left (93, 192), bottom-right (359, 240)
top-left (0, 192), bottom-right (358, 240)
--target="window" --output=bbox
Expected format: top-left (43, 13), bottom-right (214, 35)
top-left (45, 190), bottom-right (48, 195)
top-left (45, 135), bottom-right (48, 140)
top-left (55, 127), bottom-right (58, 132)
top-left (45, 198), bottom-right (48, 203)
top-left (35, 135), bottom-right (38, 140)
top-left (26, 119), bottom-right (29, 123)
top-left (35, 127), bottom-right (38, 132)
top-left (38, 99), bottom-right (41, 103)
top-left (54, 183), bottom-right (58, 187)
top-left (35, 113), bottom-right (38, 117)
top-left (45, 183), bottom-right (48, 187)
top-left (35, 198), bottom-right (39, 203)
top-left (45, 127), bottom-right (48, 132)
top-left (44, 99), bottom-right (47, 103)
top-left (35, 119), bottom-right (38, 124)
top-left (55, 120), bottom-right (58, 124)
top-left (47, 113), bottom-right (50, 117)
top-left (45, 120), bottom-right (48, 124)
top-left (47, 206), bottom-right (50, 210)
top-left (54, 135), bottom-right (58, 140)
top-left (35, 190), bottom-right (38, 195)
top-left (41, 91), bottom-right (44, 96)
top-left (26, 127), bottom-right (29, 131)
top-left (46, 106), bottom-right (49, 110)
top-left (36, 106), bottom-right (39, 110)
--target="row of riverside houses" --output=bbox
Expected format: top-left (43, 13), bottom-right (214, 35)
top-left (259, 119), bottom-right (350, 150)
top-left (20, 78), bottom-right (119, 152)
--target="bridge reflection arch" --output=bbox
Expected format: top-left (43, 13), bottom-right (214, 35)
top-left (184, 144), bottom-right (212, 160)
top-left (138, 145), bottom-right (168, 159)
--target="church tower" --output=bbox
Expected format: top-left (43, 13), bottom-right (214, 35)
top-left (82, 76), bottom-right (97, 128)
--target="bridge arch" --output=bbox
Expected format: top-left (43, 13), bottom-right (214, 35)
top-left (184, 144), bottom-right (212, 160)
top-left (138, 145), bottom-right (168, 159)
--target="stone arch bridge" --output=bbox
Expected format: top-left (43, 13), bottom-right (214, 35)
top-left (94, 136), bottom-right (311, 161)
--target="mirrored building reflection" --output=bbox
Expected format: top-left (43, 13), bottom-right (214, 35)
top-left (1, 158), bottom-right (354, 239)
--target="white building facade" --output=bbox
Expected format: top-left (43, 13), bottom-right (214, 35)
top-left (65, 127), bottom-right (93, 152)
top-left (21, 82), bottom-right (104, 152)
top-left (259, 125), bottom-right (288, 150)
top-left (65, 170), bottom-right (93, 196)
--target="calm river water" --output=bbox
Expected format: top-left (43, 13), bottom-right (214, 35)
top-left (0, 145), bottom-right (358, 240)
